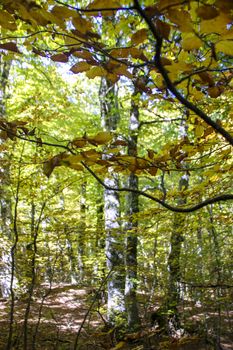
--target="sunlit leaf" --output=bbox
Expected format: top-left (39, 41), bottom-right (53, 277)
top-left (182, 35), bottom-right (202, 51)
top-left (86, 66), bottom-right (107, 79)
top-left (194, 124), bottom-right (205, 138)
top-left (167, 9), bottom-right (193, 32)
top-left (215, 41), bottom-right (233, 56)
top-left (88, 131), bottom-right (112, 145)
top-left (70, 61), bottom-right (91, 74)
top-left (200, 13), bottom-right (231, 34)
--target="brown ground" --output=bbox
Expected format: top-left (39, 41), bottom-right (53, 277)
top-left (0, 284), bottom-right (232, 350)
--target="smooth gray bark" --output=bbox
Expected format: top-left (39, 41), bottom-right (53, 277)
top-left (99, 77), bottom-right (125, 324)
top-left (0, 59), bottom-right (13, 298)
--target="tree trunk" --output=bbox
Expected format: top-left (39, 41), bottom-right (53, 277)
top-left (99, 77), bottom-right (125, 325)
top-left (167, 120), bottom-right (189, 334)
top-left (125, 83), bottom-right (141, 331)
top-left (77, 181), bottom-right (87, 282)
top-left (0, 59), bottom-right (13, 298)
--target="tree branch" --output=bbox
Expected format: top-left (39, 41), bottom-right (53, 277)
top-left (81, 162), bottom-right (233, 213)
top-left (133, 0), bottom-right (233, 146)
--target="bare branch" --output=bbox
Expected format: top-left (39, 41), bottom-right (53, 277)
top-left (81, 162), bottom-right (233, 213)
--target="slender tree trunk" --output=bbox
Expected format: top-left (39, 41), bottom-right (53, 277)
top-left (167, 119), bottom-right (189, 334)
top-left (99, 77), bottom-right (125, 325)
top-left (207, 204), bottom-right (222, 347)
top-left (77, 181), bottom-right (86, 282)
top-left (0, 59), bottom-right (13, 298)
top-left (125, 83), bottom-right (141, 330)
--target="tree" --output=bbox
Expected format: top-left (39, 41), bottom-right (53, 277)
top-left (0, 0), bottom-right (232, 210)
top-left (0, 1), bottom-right (232, 348)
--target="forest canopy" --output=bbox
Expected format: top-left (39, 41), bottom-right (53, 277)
top-left (0, 0), bottom-right (232, 349)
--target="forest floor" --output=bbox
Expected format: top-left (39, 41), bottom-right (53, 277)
top-left (0, 283), bottom-right (232, 350)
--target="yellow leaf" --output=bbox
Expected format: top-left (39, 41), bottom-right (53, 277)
top-left (106, 73), bottom-right (119, 83)
top-left (195, 124), bottom-right (205, 138)
top-left (87, 0), bottom-right (120, 16)
top-left (200, 13), bottom-right (231, 34)
top-left (86, 66), bottom-right (107, 79)
top-left (157, 0), bottom-right (185, 12)
top-left (51, 5), bottom-right (77, 18)
top-left (0, 10), bottom-right (17, 30)
top-left (89, 131), bottom-right (112, 145)
top-left (81, 149), bottom-right (100, 160)
top-left (215, 41), bottom-right (233, 56)
top-left (64, 154), bottom-right (84, 163)
top-left (70, 61), bottom-right (91, 74)
top-left (72, 15), bottom-right (93, 34)
top-left (68, 163), bottom-right (84, 171)
top-left (196, 5), bottom-right (219, 20)
top-left (71, 138), bottom-right (88, 148)
top-left (131, 29), bottom-right (148, 46)
top-left (166, 61), bottom-right (192, 73)
top-left (113, 65), bottom-right (133, 79)
top-left (167, 9), bottom-right (193, 32)
top-left (182, 34), bottom-right (202, 51)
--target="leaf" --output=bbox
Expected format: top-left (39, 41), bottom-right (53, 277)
top-left (71, 50), bottom-right (95, 60)
top-left (88, 131), bottom-right (112, 145)
top-left (68, 163), bottom-right (84, 171)
top-left (43, 157), bottom-right (59, 178)
top-left (166, 9), bottom-right (193, 32)
top-left (155, 19), bottom-right (171, 40)
top-left (198, 72), bottom-right (214, 86)
top-left (157, 0), bottom-right (185, 12)
top-left (148, 167), bottom-right (158, 176)
top-left (50, 53), bottom-right (69, 63)
top-left (200, 13), bottom-right (231, 34)
top-left (51, 5), bottom-right (77, 18)
top-left (87, 0), bottom-right (120, 16)
top-left (110, 47), bottom-right (147, 61)
top-left (182, 35), bottom-right (202, 51)
top-left (64, 154), bottom-right (84, 163)
top-left (72, 15), bottom-right (93, 34)
top-left (131, 29), bottom-right (148, 46)
top-left (0, 11), bottom-right (17, 30)
top-left (71, 138), bottom-right (88, 148)
top-left (208, 86), bottom-right (223, 98)
top-left (70, 61), bottom-right (91, 74)
top-left (194, 124), bottom-right (205, 138)
top-left (215, 41), bottom-right (233, 56)
top-left (86, 66), bottom-right (107, 79)
top-left (0, 42), bottom-right (20, 53)
top-left (196, 5), bottom-right (219, 20)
